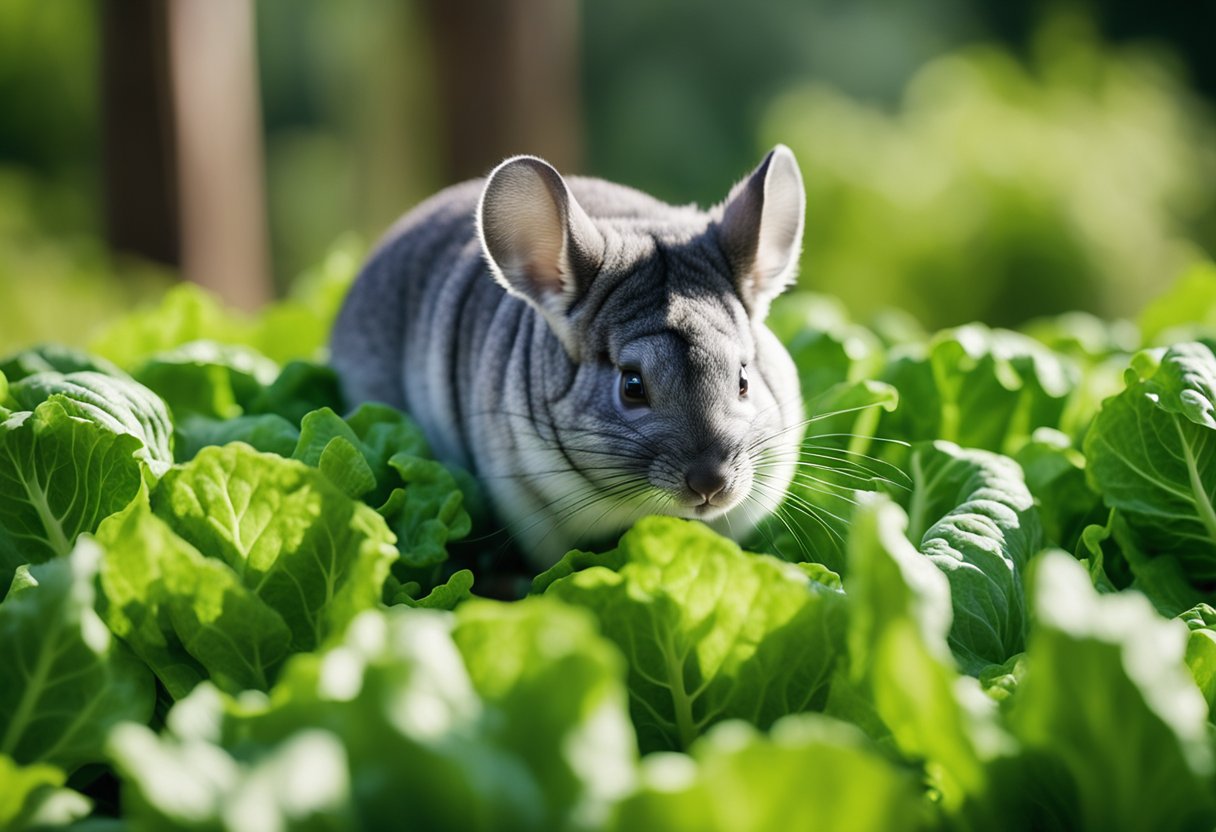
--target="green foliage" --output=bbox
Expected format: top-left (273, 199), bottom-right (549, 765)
top-left (110, 601), bottom-right (636, 831)
top-left (539, 517), bottom-right (848, 752)
top-left (0, 542), bottom-right (154, 772)
top-left (7, 262), bottom-right (1216, 829)
top-left (1085, 343), bottom-right (1216, 592)
top-left (765, 19), bottom-right (1216, 329)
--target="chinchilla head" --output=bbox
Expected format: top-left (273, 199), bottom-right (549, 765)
top-left (476, 146), bottom-right (805, 552)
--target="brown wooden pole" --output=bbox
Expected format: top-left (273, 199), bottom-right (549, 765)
top-left (167, 0), bottom-right (272, 310)
top-left (100, 0), bottom-right (180, 267)
top-left (419, 0), bottom-right (583, 181)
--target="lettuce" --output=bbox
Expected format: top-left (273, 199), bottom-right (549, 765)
top-left (1085, 343), bottom-right (1216, 590)
top-left (538, 517), bottom-right (848, 752)
top-left (110, 601), bottom-right (635, 831)
top-left (0, 542), bottom-right (154, 772)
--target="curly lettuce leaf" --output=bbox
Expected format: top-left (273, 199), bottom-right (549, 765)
top-left (1085, 343), bottom-right (1216, 590)
top-left (0, 401), bottom-right (145, 587)
top-left (610, 715), bottom-right (927, 832)
top-left (150, 443), bottom-right (398, 655)
top-left (381, 453), bottom-right (471, 570)
top-left (392, 568), bottom-right (475, 610)
top-left (0, 542), bottom-right (154, 772)
top-left (541, 517), bottom-right (848, 752)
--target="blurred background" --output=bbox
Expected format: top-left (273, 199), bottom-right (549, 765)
top-left (1, 0), bottom-right (1214, 353)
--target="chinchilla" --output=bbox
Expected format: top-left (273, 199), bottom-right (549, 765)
top-left (331, 146), bottom-right (806, 568)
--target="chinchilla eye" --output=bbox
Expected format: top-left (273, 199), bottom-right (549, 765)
top-left (739, 366), bottom-right (749, 398)
top-left (620, 370), bottom-right (648, 405)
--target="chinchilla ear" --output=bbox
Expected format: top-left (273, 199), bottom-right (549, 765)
top-left (714, 145), bottom-right (806, 319)
top-left (478, 155), bottom-right (604, 347)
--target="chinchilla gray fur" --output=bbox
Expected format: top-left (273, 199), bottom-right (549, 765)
top-left (331, 146), bottom-right (806, 567)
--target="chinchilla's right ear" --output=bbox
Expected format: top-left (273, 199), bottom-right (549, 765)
top-left (478, 156), bottom-right (605, 353)
top-left (714, 145), bottom-right (806, 321)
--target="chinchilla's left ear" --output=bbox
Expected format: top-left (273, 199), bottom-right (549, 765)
top-left (714, 145), bottom-right (806, 320)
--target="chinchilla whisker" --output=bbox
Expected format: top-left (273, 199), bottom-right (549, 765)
top-left (492, 477), bottom-right (651, 553)
top-left (751, 476), bottom-right (846, 550)
top-left (802, 433), bottom-right (911, 448)
top-left (743, 402), bottom-right (892, 454)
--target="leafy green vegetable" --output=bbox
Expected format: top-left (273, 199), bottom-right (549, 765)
top-left (1010, 552), bottom-right (1216, 832)
top-left (0, 344), bottom-right (125, 385)
top-left (1085, 342), bottom-right (1216, 589)
top-left (95, 493), bottom-right (293, 697)
top-left (0, 542), bottom-right (154, 771)
top-left (150, 443), bottom-right (398, 655)
top-left (247, 360), bottom-right (344, 426)
top-left (112, 601), bottom-right (636, 831)
top-left (0, 400), bottom-right (145, 587)
top-left (8, 370), bottom-right (174, 475)
top-left (1179, 604), bottom-right (1216, 713)
top-left (609, 715), bottom-right (927, 832)
top-left (132, 341), bottom-right (278, 420)
top-left (393, 568), bottom-right (475, 610)
top-left (541, 517), bottom-right (848, 752)
top-left (903, 441), bottom-right (1040, 674)
top-left (175, 413), bottom-right (300, 462)
top-left (844, 494), bottom-right (1010, 820)
top-left (0, 755), bottom-right (91, 832)
top-left (879, 324), bottom-right (1079, 458)
top-left (1141, 262), bottom-right (1216, 346)
top-left (380, 452), bottom-right (471, 570)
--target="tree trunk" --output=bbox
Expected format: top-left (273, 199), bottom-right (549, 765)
top-left (167, 0), bottom-right (272, 310)
top-left (420, 0), bottom-right (583, 181)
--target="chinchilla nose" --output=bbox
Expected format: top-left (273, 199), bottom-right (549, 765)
top-left (686, 463), bottom-right (728, 504)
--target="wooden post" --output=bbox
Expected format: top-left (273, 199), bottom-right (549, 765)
top-left (419, 0), bottom-right (583, 181)
top-left (167, 0), bottom-right (272, 310)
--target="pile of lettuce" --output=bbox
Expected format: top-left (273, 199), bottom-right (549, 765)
top-left (4, 260), bottom-right (1216, 831)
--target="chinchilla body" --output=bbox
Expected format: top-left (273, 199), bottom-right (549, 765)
top-left (331, 147), bottom-right (807, 567)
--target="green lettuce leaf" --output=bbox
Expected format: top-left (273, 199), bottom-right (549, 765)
top-left (380, 452), bottom-right (471, 570)
top-left (0, 400), bottom-right (145, 587)
top-left (878, 324), bottom-right (1079, 458)
top-left (132, 341), bottom-right (278, 420)
top-left (247, 360), bottom-right (344, 426)
top-left (393, 568), bottom-right (475, 610)
top-left (0, 542), bottom-right (154, 771)
top-left (95, 493), bottom-right (293, 697)
top-left (1013, 427), bottom-right (1103, 551)
top-left (150, 443), bottom-right (398, 655)
top-left (0, 755), bottom-right (91, 832)
top-left (452, 598), bottom-right (637, 828)
top-left (8, 370), bottom-right (174, 476)
top-left (111, 601), bottom-right (635, 831)
top-left (1180, 604), bottom-right (1216, 712)
top-left (1010, 552), bottom-right (1216, 831)
top-left (541, 517), bottom-right (848, 752)
top-left (0, 344), bottom-right (125, 385)
top-left (175, 413), bottom-right (300, 462)
top-left (609, 715), bottom-right (927, 832)
top-left (1085, 342), bottom-right (1216, 589)
top-left (903, 441), bottom-right (1040, 674)
top-left (846, 495), bottom-right (1014, 823)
